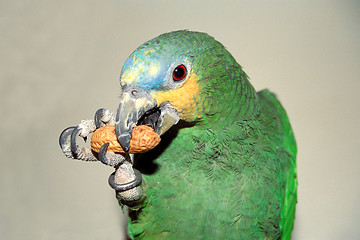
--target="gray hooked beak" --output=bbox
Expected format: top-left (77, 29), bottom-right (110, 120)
top-left (115, 86), bottom-right (157, 152)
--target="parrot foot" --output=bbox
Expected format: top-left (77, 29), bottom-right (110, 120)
top-left (108, 167), bottom-right (142, 192)
top-left (59, 108), bottom-right (116, 161)
top-left (59, 108), bottom-right (143, 199)
top-left (59, 125), bottom-right (98, 161)
top-left (110, 161), bottom-right (144, 202)
top-left (99, 143), bottom-right (143, 194)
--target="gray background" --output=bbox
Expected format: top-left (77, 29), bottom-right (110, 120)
top-left (1, 1), bottom-right (359, 239)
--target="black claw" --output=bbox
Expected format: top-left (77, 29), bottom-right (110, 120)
top-left (108, 168), bottom-right (142, 192)
top-left (94, 108), bottom-right (107, 128)
top-left (70, 126), bottom-right (81, 156)
top-left (60, 125), bottom-right (98, 162)
top-left (59, 126), bottom-right (76, 150)
top-left (99, 142), bottom-right (110, 165)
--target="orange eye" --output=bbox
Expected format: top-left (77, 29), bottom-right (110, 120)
top-left (172, 65), bottom-right (187, 81)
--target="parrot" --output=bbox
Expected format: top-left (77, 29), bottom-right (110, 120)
top-left (59, 30), bottom-right (297, 240)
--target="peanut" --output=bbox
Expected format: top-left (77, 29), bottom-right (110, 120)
top-left (91, 125), bottom-right (160, 153)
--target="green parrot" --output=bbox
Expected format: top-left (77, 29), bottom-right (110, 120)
top-left (60, 30), bottom-right (297, 240)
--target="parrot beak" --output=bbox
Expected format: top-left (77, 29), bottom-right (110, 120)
top-left (115, 86), bottom-right (180, 152)
top-left (115, 86), bottom-right (156, 152)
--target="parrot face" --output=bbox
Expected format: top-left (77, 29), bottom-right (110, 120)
top-left (115, 31), bottom-right (217, 151)
top-left (114, 31), bottom-right (259, 151)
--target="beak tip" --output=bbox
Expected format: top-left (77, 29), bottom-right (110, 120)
top-left (117, 134), bottom-right (131, 152)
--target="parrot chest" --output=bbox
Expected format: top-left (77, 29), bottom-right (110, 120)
top-left (131, 123), bottom-right (286, 239)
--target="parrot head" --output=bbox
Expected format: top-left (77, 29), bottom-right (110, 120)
top-left (115, 30), bottom-right (258, 151)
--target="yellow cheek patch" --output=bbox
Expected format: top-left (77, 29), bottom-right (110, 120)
top-left (153, 72), bottom-right (200, 121)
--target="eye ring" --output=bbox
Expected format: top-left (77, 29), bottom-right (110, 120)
top-left (172, 65), bottom-right (187, 81)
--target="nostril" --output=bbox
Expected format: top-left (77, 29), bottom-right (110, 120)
top-left (131, 89), bottom-right (138, 96)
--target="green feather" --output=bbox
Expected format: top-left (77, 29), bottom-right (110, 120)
top-left (119, 31), bottom-right (297, 240)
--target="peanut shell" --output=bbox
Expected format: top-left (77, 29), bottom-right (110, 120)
top-left (91, 125), bottom-right (160, 153)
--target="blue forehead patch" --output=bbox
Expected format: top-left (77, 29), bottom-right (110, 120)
top-left (120, 47), bottom-right (173, 90)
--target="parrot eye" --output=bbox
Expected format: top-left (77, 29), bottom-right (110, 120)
top-left (172, 65), bottom-right (187, 81)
